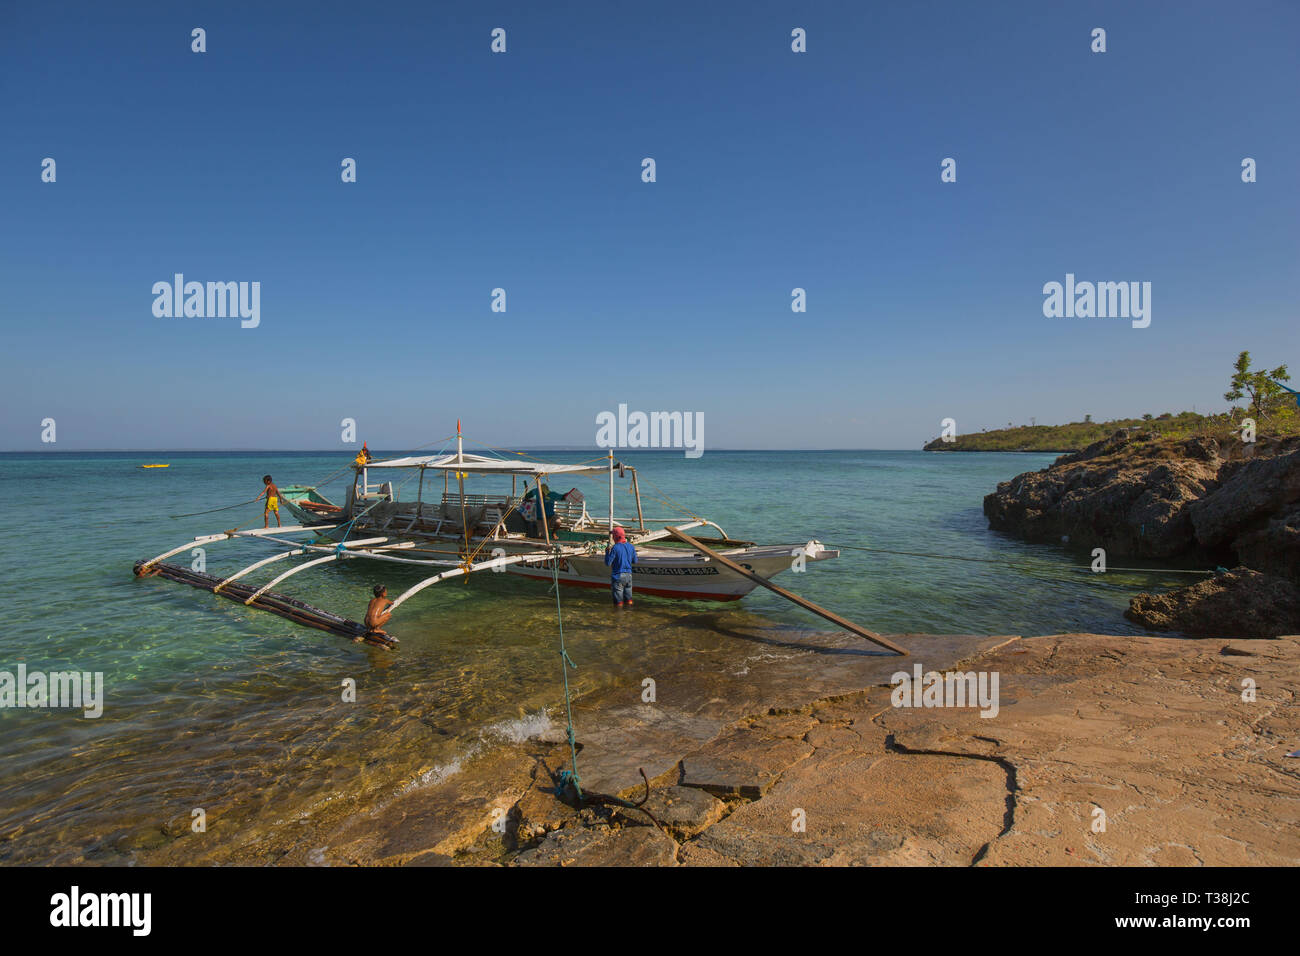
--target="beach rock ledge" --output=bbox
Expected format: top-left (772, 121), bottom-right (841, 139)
top-left (983, 432), bottom-right (1300, 581)
top-left (1126, 567), bottom-right (1300, 638)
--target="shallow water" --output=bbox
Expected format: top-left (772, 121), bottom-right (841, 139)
top-left (0, 449), bottom-right (1194, 864)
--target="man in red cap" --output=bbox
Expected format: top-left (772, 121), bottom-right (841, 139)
top-left (604, 526), bottom-right (637, 607)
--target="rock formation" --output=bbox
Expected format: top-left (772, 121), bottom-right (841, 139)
top-left (984, 431), bottom-right (1300, 578)
top-left (1126, 567), bottom-right (1300, 638)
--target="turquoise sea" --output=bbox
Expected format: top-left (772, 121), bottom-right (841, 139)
top-left (0, 449), bottom-right (1199, 864)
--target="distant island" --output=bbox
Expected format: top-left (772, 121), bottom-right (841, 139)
top-left (923, 411), bottom-right (1213, 452)
top-left (925, 351), bottom-right (1297, 452)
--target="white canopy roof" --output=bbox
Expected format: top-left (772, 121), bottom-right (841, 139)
top-left (362, 452), bottom-right (606, 476)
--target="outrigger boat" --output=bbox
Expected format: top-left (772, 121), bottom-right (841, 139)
top-left (134, 428), bottom-right (905, 654)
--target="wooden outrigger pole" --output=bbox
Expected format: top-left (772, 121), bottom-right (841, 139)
top-left (136, 558), bottom-right (399, 648)
top-left (389, 545), bottom-right (573, 611)
top-left (665, 526), bottom-right (908, 655)
top-left (136, 525), bottom-right (344, 575)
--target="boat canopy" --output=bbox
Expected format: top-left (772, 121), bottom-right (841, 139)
top-left (361, 452), bottom-right (607, 476)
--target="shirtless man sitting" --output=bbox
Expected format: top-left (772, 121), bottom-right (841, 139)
top-left (364, 584), bottom-right (394, 638)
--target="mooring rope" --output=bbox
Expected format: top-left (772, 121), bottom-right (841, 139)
top-left (549, 549), bottom-right (582, 800)
top-left (168, 496), bottom-right (263, 519)
top-left (830, 543), bottom-right (1216, 577)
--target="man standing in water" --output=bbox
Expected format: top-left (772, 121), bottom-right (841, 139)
top-left (604, 526), bottom-right (637, 607)
top-left (365, 584), bottom-right (393, 636)
top-left (257, 474), bottom-right (282, 529)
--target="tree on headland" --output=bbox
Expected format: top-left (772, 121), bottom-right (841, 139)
top-left (1225, 351), bottom-right (1291, 421)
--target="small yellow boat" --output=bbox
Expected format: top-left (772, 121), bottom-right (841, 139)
top-left (140, 463), bottom-right (170, 469)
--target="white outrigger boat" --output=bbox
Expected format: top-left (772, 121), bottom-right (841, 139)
top-left (134, 428), bottom-right (904, 654)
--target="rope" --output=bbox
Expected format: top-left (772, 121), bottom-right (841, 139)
top-left (829, 543), bottom-right (1216, 577)
top-left (463, 497), bottom-right (523, 567)
top-left (169, 496), bottom-right (262, 519)
top-left (625, 473), bottom-right (700, 521)
top-left (341, 466), bottom-right (426, 543)
top-left (550, 549), bottom-right (582, 800)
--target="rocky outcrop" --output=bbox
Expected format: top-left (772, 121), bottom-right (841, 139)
top-left (1188, 449), bottom-right (1300, 581)
top-left (1125, 568), bottom-right (1300, 639)
top-left (982, 432), bottom-right (1223, 558)
top-left (984, 432), bottom-right (1300, 578)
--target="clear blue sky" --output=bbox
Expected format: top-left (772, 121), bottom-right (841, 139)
top-left (2, 0), bottom-right (1296, 450)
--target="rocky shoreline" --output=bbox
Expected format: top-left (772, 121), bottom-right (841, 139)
top-left (229, 628), bottom-right (1297, 867)
top-left (983, 431), bottom-right (1300, 636)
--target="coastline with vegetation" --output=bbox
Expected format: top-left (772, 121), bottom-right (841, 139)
top-left (930, 353), bottom-right (1300, 637)
top-left (923, 352), bottom-right (1298, 453)
top-left (923, 411), bottom-right (1227, 453)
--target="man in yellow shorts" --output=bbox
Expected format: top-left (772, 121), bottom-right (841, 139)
top-left (258, 474), bottom-right (282, 528)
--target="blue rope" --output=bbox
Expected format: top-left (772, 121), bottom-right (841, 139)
top-left (550, 544), bottom-right (582, 800)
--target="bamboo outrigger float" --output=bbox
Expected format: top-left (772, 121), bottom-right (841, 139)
top-left (134, 427), bottom-right (905, 655)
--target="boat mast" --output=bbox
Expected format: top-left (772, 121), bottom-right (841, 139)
top-left (536, 474), bottom-right (552, 546)
top-left (630, 468), bottom-right (645, 531)
top-left (456, 420), bottom-right (467, 558)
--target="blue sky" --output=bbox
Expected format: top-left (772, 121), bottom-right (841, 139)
top-left (2, 0), bottom-right (1296, 450)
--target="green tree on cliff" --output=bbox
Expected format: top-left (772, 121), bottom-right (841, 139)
top-left (1225, 351), bottom-right (1291, 420)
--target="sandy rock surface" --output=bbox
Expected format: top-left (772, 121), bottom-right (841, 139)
top-left (275, 630), bottom-right (1298, 867)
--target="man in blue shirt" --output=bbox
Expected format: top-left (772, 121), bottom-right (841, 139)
top-left (604, 526), bottom-right (637, 607)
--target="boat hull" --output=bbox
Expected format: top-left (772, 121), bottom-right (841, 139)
top-left (504, 546), bottom-right (831, 601)
top-left (279, 486), bottom-right (345, 525)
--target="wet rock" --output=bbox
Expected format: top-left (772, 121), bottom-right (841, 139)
top-left (640, 786), bottom-right (726, 838)
top-left (403, 851), bottom-right (455, 867)
top-left (679, 727), bottom-right (813, 800)
top-left (512, 824), bottom-right (677, 866)
top-left (1125, 568), bottom-right (1300, 638)
top-left (512, 780), bottom-right (582, 845)
top-left (116, 825), bottom-right (169, 853)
